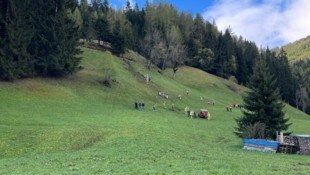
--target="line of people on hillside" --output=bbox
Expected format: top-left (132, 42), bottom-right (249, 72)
top-left (135, 90), bottom-right (217, 121)
top-left (226, 103), bottom-right (243, 112)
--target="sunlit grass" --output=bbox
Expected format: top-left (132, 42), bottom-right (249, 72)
top-left (0, 47), bottom-right (309, 174)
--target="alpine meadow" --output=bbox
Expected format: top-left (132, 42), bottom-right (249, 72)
top-left (0, 0), bottom-right (310, 174)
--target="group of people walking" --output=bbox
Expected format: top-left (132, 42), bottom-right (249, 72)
top-left (135, 102), bottom-right (145, 110)
top-left (184, 106), bottom-right (196, 118)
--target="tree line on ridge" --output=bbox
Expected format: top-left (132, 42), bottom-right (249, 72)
top-left (0, 0), bottom-right (308, 114)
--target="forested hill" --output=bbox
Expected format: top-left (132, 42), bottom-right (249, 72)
top-left (281, 36), bottom-right (310, 62)
top-left (277, 36), bottom-right (310, 114)
top-left (0, 0), bottom-right (309, 114)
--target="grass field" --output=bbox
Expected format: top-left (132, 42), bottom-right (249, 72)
top-left (281, 35), bottom-right (310, 62)
top-left (0, 47), bottom-right (309, 174)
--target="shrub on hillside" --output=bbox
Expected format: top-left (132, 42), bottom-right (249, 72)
top-left (234, 122), bottom-right (267, 139)
top-left (102, 68), bottom-right (116, 88)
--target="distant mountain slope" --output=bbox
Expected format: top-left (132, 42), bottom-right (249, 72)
top-left (282, 36), bottom-right (310, 62)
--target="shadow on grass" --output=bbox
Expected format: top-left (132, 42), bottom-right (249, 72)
top-left (71, 132), bottom-right (105, 151)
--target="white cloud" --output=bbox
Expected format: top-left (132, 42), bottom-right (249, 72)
top-left (119, 0), bottom-right (135, 6)
top-left (203, 0), bottom-right (310, 47)
top-left (112, 0), bottom-right (135, 9)
top-left (128, 0), bottom-right (135, 6)
top-left (124, 0), bottom-right (136, 9)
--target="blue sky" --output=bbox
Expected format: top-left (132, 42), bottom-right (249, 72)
top-left (110, 0), bottom-right (215, 14)
top-left (109, 0), bottom-right (310, 48)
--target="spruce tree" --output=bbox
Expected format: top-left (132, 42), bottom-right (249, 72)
top-left (275, 49), bottom-right (295, 105)
top-left (0, 0), bottom-right (34, 80)
top-left (72, 7), bottom-right (83, 33)
top-left (235, 60), bottom-right (290, 139)
top-left (0, 0), bottom-right (7, 37)
top-left (94, 16), bottom-right (110, 44)
top-left (30, 0), bottom-right (81, 77)
top-left (111, 20), bottom-right (125, 55)
top-left (0, 0), bottom-right (9, 80)
top-left (49, 0), bottom-right (81, 77)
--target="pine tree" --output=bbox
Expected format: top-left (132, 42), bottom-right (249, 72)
top-left (72, 7), bottom-right (83, 33)
top-left (0, 0), bottom-right (34, 80)
top-left (275, 49), bottom-right (295, 105)
top-left (29, 0), bottom-right (81, 77)
top-left (94, 15), bottom-right (110, 44)
top-left (79, 0), bottom-right (91, 40)
top-left (292, 60), bottom-right (310, 114)
top-left (111, 20), bottom-right (125, 55)
top-left (80, 0), bottom-right (88, 12)
top-left (0, 0), bottom-right (10, 80)
top-left (99, 0), bottom-right (109, 12)
top-left (235, 60), bottom-right (290, 139)
top-left (0, 0), bottom-right (7, 38)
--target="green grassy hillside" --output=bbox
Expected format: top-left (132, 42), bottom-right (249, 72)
top-left (0, 47), bottom-right (309, 174)
top-left (282, 36), bottom-right (310, 62)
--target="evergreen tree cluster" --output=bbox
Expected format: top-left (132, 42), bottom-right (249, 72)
top-left (262, 48), bottom-right (295, 105)
top-left (80, 1), bottom-right (303, 112)
top-left (76, 0), bottom-right (137, 55)
top-left (0, 0), bottom-right (81, 81)
top-left (0, 0), bottom-right (308, 114)
top-left (260, 48), bottom-right (310, 114)
top-left (78, 1), bottom-right (259, 81)
top-left (292, 59), bottom-right (310, 114)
